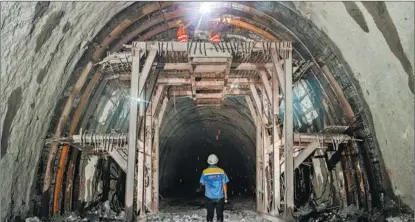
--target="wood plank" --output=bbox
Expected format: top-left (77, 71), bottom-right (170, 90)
top-left (283, 48), bottom-right (294, 219)
top-left (126, 49), bottom-right (140, 221)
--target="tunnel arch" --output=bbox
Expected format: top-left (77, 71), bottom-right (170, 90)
top-left (0, 1), bottom-right (413, 221)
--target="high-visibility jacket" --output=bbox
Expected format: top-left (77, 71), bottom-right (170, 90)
top-left (177, 26), bottom-right (189, 42)
top-left (209, 30), bottom-right (220, 42)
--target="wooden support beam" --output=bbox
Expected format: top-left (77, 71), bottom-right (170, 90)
top-left (282, 44), bottom-right (294, 219)
top-left (152, 118), bottom-right (160, 213)
top-left (168, 89), bottom-right (250, 97)
top-left (256, 115), bottom-right (263, 213)
top-left (157, 78), bottom-right (261, 85)
top-left (245, 95), bottom-right (258, 123)
top-left (144, 110), bottom-right (153, 212)
top-left (108, 149), bottom-right (127, 172)
top-left (261, 88), bottom-right (269, 213)
top-left (131, 41), bottom-right (292, 52)
top-left (271, 65), bottom-right (281, 215)
top-left (259, 70), bottom-right (272, 103)
top-left (280, 140), bottom-right (320, 174)
top-left (270, 48), bottom-right (286, 96)
top-left (250, 84), bottom-right (263, 123)
top-left (138, 49), bottom-right (158, 97)
top-left (222, 57), bottom-right (233, 103)
top-left (136, 49), bottom-right (157, 217)
top-left (158, 97), bottom-right (168, 125)
top-left (151, 85), bottom-right (164, 116)
top-left (125, 48), bottom-right (140, 222)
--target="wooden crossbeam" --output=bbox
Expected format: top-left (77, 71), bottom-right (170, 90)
top-left (131, 41), bottom-right (292, 52)
top-left (157, 78), bottom-right (261, 85)
top-left (167, 89), bottom-right (250, 97)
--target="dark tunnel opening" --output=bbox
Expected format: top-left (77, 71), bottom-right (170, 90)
top-left (158, 98), bottom-right (257, 201)
top-left (161, 128), bottom-right (255, 199)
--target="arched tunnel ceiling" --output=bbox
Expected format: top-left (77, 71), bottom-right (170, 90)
top-left (0, 1), bottom-right (413, 220)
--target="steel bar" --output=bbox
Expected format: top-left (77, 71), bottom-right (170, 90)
top-left (125, 49), bottom-right (140, 222)
top-left (320, 64), bottom-right (356, 126)
top-left (44, 62), bottom-right (93, 215)
top-left (60, 70), bottom-right (102, 212)
top-left (283, 43), bottom-right (294, 219)
top-left (92, 2), bottom-right (173, 60)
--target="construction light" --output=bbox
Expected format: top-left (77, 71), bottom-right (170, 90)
top-left (199, 2), bottom-right (215, 14)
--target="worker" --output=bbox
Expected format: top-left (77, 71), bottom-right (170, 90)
top-left (199, 154), bottom-right (229, 222)
top-left (176, 20), bottom-right (191, 42)
top-left (209, 21), bottom-right (221, 42)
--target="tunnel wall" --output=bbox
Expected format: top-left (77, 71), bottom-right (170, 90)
top-left (0, 2), bottom-right (131, 220)
top-left (0, 2), bottom-right (413, 220)
top-left (288, 2), bottom-right (414, 208)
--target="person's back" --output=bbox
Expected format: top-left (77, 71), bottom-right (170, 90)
top-left (200, 154), bottom-right (229, 222)
top-left (201, 166), bottom-right (227, 199)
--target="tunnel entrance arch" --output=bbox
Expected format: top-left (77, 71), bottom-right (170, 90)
top-left (49, 41), bottom-right (358, 221)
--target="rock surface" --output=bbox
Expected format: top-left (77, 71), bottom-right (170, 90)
top-left (0, 2), bottom-right (131, 221)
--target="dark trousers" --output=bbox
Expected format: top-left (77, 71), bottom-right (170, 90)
top-left (206, 198), bottom-right (224, 222)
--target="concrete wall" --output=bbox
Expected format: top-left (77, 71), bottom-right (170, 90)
top-left (0, 1), bottom-right (413, 220)
top-left (292, 1), bottom-right (414, 209)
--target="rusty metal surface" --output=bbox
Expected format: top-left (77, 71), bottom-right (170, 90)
top-left (112, 7), bottom-right (197, 52)
top-left (92, 2), bottom-right (173, 60)
top-left (63, 71), bottom-right (102, 211)
top-left (43, 62), bottom-right (93, 215)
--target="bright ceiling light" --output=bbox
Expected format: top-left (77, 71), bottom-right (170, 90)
top-left (199, 2), bottom-right (215, 14)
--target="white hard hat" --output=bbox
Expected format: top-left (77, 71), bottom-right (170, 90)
top-left (207, 154), bottom-right (218, 165)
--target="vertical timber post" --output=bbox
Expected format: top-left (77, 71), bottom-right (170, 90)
top-left (145, 106), bottom-right (153, 211)
top-left (283, 42), bottom-right (294, 219)
top-left (272, 66), bottom-right (280, 215)
top-left (125, 46), bottom-right (140, 222)
top-left (256, 113), bottom-right (263, 213)
top-left (152, 117), bottom-right (160, 212)
top-left (260, 86), bottom-right (269, 213)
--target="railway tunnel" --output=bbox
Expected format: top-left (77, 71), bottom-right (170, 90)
top-left (0, 1), bottom-right (414, 221)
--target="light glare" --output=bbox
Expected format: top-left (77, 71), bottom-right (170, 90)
top-left (199, 2), bottom-right (215, 14)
